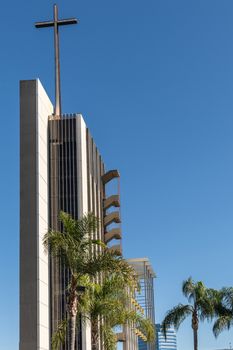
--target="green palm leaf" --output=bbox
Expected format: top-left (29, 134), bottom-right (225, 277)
top-left (162, 304), bottom-right (193, 338)
top-left (213, 316), bottom-right (233, 337)
top-left (211, 287), bottom-right (233, 337)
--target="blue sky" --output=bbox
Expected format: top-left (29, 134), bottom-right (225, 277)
top-left (1, 0), bottom-right (233, 349)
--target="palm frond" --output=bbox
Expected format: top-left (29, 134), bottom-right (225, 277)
top-left (220, 287), bottom-right (233, 309)
top-left (195, 281), bottom-right (206, 300)
top-left (86, 278), bottom-right (130, 323)
top-left (43, 230), bottom-right (77, 270)
top-left (59, 211), bottom-right (99, 241)
top-left (198, 299), bottom-right (215, 321)
top-left (101, 324), bottom-right (117, 350)
top-left (213, 315), bottom-right (233, 337)
top-left (100, 275), bottom-right (131, 299)
top-left (82, 251), bottom-right (137, 285)
top-left (182, 277), bottom-right (195, 301)
top-left (43, 230), bottom-right (70, 254)
top-left (207, 287), bottom-right (233, 320)
top-left (59, 211), bottom-right (77, 235)
top-left (51, 319), bottom-right (68, 350)
top-left (124, 310), bottom-right (155, 342)
top-left (138, 317), bottom-right (155, 342)
top-left (73, 212), bottom-right (100, 239)
top-left (102, 255), bottom-right (139, 291)
top-left (197, 287), bottom-right (217, 321)
top-left (161, 304), bottom-right (192, 339)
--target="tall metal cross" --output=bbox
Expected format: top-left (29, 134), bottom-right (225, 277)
top-left (35, 4), bottom-right (78, 118)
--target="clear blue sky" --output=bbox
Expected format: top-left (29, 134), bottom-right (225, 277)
top-left (1, 0), bottom-right (233, 349)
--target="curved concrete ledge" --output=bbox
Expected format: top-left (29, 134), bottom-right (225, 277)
top-left (102, 169), bottom-right (120, 184)
top-left (103, 195), bottom-right (120, 210)
top-left (104, 211), bottom-right (121, 227)
top-left (104, 228), bottom-right (122, 243)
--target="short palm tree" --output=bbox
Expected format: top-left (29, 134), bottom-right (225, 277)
top-left (43, 211), bottom-right (125, 350)
top-left (85, 273), bottom-right (155, 350)
top-left (161, 277), bottom-right (216, 350)
top-left (212, 287), bottom-right (233, 337)
top-left (88, 273), bottom-right (134, 350)
top-left (52, 262), bottom-right (154, 350)
top-left (89, 276), bottom-right (130, 350)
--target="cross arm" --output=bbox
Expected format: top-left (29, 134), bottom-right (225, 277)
top-left (35, 21), bottom-right (54, 28)
top-left (35, 18), bottom-right (78, 28)
top-left (57, 18), bottom-right (78, 26)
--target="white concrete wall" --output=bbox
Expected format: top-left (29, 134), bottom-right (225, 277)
top-left (76, 115), bottom-right (92, 350)
top-left (36, 80), bottom-right (53, 350)
top-left (76, 115), bottom-right (88, 216)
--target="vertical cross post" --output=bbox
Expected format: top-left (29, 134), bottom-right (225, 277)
top-left (35, 4), bottom-right (78, 118)
top-left (54, 4), bottom-right (61, 117)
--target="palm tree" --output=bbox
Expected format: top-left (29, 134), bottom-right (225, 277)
top-left (212, 287), bottom-right (233, 338)
top-left (84, 273), bottom-right (155, 350)
top-left (43, 211), bottom-right (125, 350)
top-left (88, 275), bottom-right (128, 350)
top-left (52, 264), bottom-right (154, 350)
top-left (161, 277), bottom-right (216, 350)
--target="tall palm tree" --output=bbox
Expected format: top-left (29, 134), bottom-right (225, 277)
top-left (212, 287), bottom-right (233, 338)
top-left (161, 277), bottom-right (216, 350)
top-left (43, 211), bottom-right (125, 350)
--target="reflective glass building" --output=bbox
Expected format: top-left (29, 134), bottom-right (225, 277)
top-left (156, 324), bottom-right (177, 350)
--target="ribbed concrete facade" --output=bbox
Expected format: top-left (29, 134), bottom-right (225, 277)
top-left (48, 115), bottom-right (106, 350)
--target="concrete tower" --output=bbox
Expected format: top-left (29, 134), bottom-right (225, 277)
top-left (19, 80), bottom-right (122, 350)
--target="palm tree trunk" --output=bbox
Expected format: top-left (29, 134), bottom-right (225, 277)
top-left (192, 310), bottom-right (198, 350)
top-left (193, 328), bottom-right (198, 350)
top-left (69, 310), bottom-right (77, 350)
top-left (91, 319), bottom-right (99, 350)
top-left (69, 283), bottom-right (78, 350)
